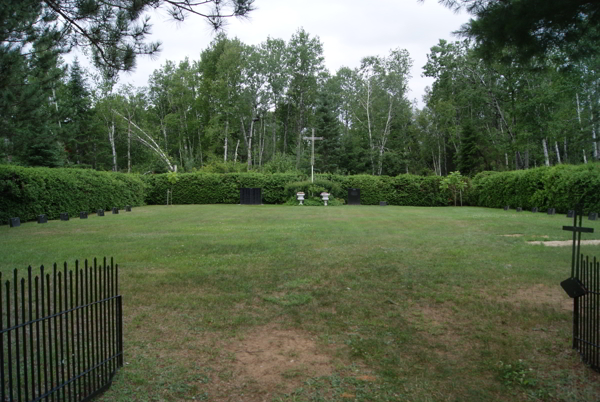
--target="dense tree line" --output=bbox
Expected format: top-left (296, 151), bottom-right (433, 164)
top-left (2, 1), bottom-right (599, 176)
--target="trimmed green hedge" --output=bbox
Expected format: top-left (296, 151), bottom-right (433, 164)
top-left (469, 164), bottom-right (600, 213)
top-left (0, 165), bottom-right (146, 224)
top-left (143, 173), bottom-right (305, 205)
top-left (142, 172), bottom-right (449, 206)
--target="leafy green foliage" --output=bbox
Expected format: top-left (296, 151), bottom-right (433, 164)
top-left (0, 165), bottom-right (146, 224)
top-left (469, 163), bottom-right (600, 212)
top-left (143, 172), bottom-right (450, 206)
top-left (439, 171), bottom-right (467, 206)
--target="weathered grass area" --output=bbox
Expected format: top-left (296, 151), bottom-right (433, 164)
top-left (1, 205), bottom-right (599, 401)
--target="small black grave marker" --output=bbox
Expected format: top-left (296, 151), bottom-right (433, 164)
top-left (589, 212), bottom-right (598, 221)
top-left (547, 208), bottom-right (556, 215)
top-left (112, 207), bottom-right (119, 214)
top-left (9, 217), bottom-right (20, 227)
top-left (240, 188), bottom-right (262, 205)
top-left (567, 210), bottom-right (575, 218)
top-left (38, 215), bottom-right (47, 224)
top-left (80, 211), bottom-right (88, 219)
top-left (531, 207), bottom-right (538, 213)
top-left (60, 212), bottom-right (69, 221)
top-left (125, 205), bottom-right (132, 212)
top-left (348, 188), bottom-right (361, 205)
top-left (503, 205), bottom-right (509, 211)
top-left (380, 201), bottom-right (387, 206)
top-left (97, 210), bottom-right (105, 217)
top-left (516, 207), bottom-right (522, 212)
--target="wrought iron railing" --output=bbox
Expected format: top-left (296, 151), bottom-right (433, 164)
top-left (1, 258), bottom-right (123, 402)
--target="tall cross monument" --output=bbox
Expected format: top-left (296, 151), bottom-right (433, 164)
top-left (303, 128), bottom-right (324, 183)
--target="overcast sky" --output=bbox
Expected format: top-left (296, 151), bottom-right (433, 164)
top-left (101, 0), bottom-right (471, 107)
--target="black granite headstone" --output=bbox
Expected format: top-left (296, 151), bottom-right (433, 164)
top-left (503, 206), bottom-right (509, 211)
top-left (9, 217), bottom-right (20, 227)
top-left (348, 188), bottom-right (361, 205)
top-left (240, 188), bottom-right (262, 205)
top-left (38, 214), bottom-right (47, 224)
top-left (516, 207), bottom-right (522, 212)
top-left (112, 207), bottom-right (119, 214)
top-left (531, 207), bottom-right (538, 213)
top-left (60, 212), bottom-right (69, 221)
top-left (380, 201), bottom-right (387, 206)
top-left (80, 211), bottom-right (88, 219)
top-left (125, 205), bottom-right (132, 212)
top-left (567, 210), bottom-right (575, 218)
top-left (547, 208), bottom-right (556, 215)
top-left (589, 212), bottom-right (598, 221)
top-left (97, 209), bottom-right (105, 217)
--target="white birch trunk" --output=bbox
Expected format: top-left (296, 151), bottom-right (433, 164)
top-left (542, 138), bottom-right (550, 166)
top-left (589, 94), bottom-right (598, 159)
top-left (113, 110), bottom-right (174, 171)
top-left (555, 141), bottom-right (561, 164)
top-left (109, 121), bottom-right (117, 171)
top-left (224, 121), bottom-right (229, 162)
top-left (234, 140), bottom-right (240, 163)
top-left (583, 149), bottom-right (588, 164)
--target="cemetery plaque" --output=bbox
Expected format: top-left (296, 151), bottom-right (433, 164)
top-left (531, 207), bottom-right (538, 213)
top-left (125, 205), bottom-right (132, 212)
top-left (9, 217), bottom-right (20, 227)
top-left (60, 212), bottom-right (69, 221)
top-left (80, 211), bottom-right (88, 219)
top-left (516, 207), bottom-right (522, 212)
top-left (112, 207), bottom-right (119, 214)
top-left (380, 201), bottom-right (388, 206)
top-left (97, 210), bottom-right (105, 217)
top-left (567, 210), bottom-right (575, 218)
top-left (348, 188), bottom-right (361, 205)
top-left (240, 188), bottom-right (262, 205)
top-left (38, 215), bottom-right (47, 224)
top-left (590, 212), bottom-right (598, 221)
top-left (547, 208), bottom-right (556, 215)
top-left (503, 206), bottom-right (509, 211)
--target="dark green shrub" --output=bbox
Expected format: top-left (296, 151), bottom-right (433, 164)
top-left (0, 165), bottom-right (146, 224)
top-left (469, 164), bottom-right (600, 213)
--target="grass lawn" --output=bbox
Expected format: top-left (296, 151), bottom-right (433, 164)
top-left (1, 205), bottom-right (600, 401)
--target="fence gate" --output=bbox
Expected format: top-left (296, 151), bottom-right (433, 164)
top-left (1, 258), bottom-right (123, 402)
top-left (561, 208), bottom-right (599, 371)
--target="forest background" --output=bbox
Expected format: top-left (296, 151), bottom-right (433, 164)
top-left (2, 1), bottom-right (599, 178)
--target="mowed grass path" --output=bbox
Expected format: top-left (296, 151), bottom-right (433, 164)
top-left (1, 205), bottom-right (599, 401)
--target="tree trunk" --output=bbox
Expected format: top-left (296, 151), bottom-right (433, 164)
top-left (542, 138), bottom-right (550, 166)
top-left (589, 94), bottom-right (598, 160)
top-left (555, 141), bottom-right (561, 164)
top-left (109, 120), bottom-right (117, 171)
top-left (234, 139), bottom-right (240, 163)
top-left (564, 138), bottom-right (568, 163)
top-left (224, 120), bottom-right (229, 162)
top-left (127, 118), bottom-right (131, 173)
top-left (583, 149), bottom-right (588, 164)
top-left (505, 153), bottom-right (509, 169)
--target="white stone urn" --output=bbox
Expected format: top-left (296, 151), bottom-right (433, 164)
top-left (321, 192), bottom-right (330, 206)
top-left (297, 192), bottom-right (305, 205)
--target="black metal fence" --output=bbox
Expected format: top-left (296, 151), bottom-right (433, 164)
top-left (573, 255), bottom-right (599, 371)
top-left (1, 258), bottom-right (123, 402)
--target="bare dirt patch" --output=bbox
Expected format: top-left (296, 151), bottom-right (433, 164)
top-left (500, 234), bottom-right (524, 237)
top-left (228, 324), bottom-right (333, 397)
top-left (528, 239), bottom-right (600, 247)
top-left (498, 283), bottom-right (572, 311)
